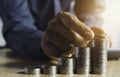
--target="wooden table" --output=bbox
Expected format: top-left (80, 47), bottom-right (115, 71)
top-left (0, 48), bottom-right (120, 77)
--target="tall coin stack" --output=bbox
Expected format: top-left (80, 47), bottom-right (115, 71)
top-left (75, 47), bottom-right (90, 74)
top-left (91, 39), bottom-right (107, 74)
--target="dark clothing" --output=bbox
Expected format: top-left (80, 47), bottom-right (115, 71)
top-left (0, 0), bottom-right (73, 60)
top-left (0, 0), bottom-right (56, 60)
top-left (0, 0), bottom-right (104, 60)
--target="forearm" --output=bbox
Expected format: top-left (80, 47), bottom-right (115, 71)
top-left (74, 0), bottom-right (106, 26)
top-left (1, 0), bottom-right (50, 60)
top-left (6, 30), bottom-right (50, 60)
top-left (74, 0), bottom-right (105, 14)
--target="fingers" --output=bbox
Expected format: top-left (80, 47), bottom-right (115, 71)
top-left (41, 36), bottom-right (62, 60)
top-left (41, 32), bottom-right (75, 59)
top-left (45, 30), bottom-right (74, 53)
top-left (108, 36), bottom-right (112, 47)
top-left (56, 12), bottom-right (94, 40)
top-left (91, 26), bottom-right (105, 34)
top-left (91, 26), bottom-right (107, 39)
top-left (61, 44), bottom-right (75, 57)
top-left (48, 17), bottom-right (89, 47)
top-left (41, 12), bottom-right (97, 60)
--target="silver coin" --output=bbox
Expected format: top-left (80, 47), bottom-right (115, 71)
top-left (58, 57), bottom-right (74, 74)
top-left (75, 47), bottom-right (90, 74)
top-left (90, 39), bottom-right (107, 74)
top-left (41, 64), bottom-right (57, 75)
top-left (24, 66), bottom-right (41, 74)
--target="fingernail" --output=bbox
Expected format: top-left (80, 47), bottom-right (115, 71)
top-left (85, 31), bottom-right (94, 40)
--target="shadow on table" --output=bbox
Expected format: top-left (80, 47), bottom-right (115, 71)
top-left (1, 51), bottom-right (56, 69)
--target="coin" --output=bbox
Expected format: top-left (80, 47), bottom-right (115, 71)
top-left (75, 47), bottom-right (90, 74)
top-left (58, 57), bottom-right (74, 74)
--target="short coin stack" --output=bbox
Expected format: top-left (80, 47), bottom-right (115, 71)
top-left (58, 57), bottom-right (74, 74)
top-left (41, 64), bottom-right (57, 75)
top-left (24, 66), bottom-right (41, 75)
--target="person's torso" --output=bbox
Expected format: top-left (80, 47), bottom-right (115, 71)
top-left (27, 0), bottom-right (54, 31)
top-left (27, 0), bottom-right (72, 31)
top-left (0, 0), bottom-right (72, 31)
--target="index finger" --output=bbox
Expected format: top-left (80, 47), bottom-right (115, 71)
top-left (57, 12), bottom-right (94, 40)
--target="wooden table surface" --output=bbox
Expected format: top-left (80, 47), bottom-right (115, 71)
top-left (0, 48), bottom-right (120, 77)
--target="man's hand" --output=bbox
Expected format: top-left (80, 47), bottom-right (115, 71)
top-left (41, 12), bottom-right (94, 60)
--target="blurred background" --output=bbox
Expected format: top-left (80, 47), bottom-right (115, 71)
top-left (102, 0), bottom-right (120, 48)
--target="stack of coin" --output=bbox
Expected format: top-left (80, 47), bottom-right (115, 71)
top-left (58, 57), bottom-right (74, 74)
top-left (24, 66), bottom-right (41, 75)
top-left (41, 64), bottom-right (57, 75)
top-left (75, 47), bottom-right (90, 74)
top-left (90, 39), bottom-right (107, 74)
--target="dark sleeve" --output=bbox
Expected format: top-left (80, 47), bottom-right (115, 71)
top-left (1, 0), bottom-right (50, 60)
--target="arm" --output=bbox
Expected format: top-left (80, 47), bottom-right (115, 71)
top-left (74, 0), bottom-right (106, 27)
top-left (1, 0), bottom-right (50, 60)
